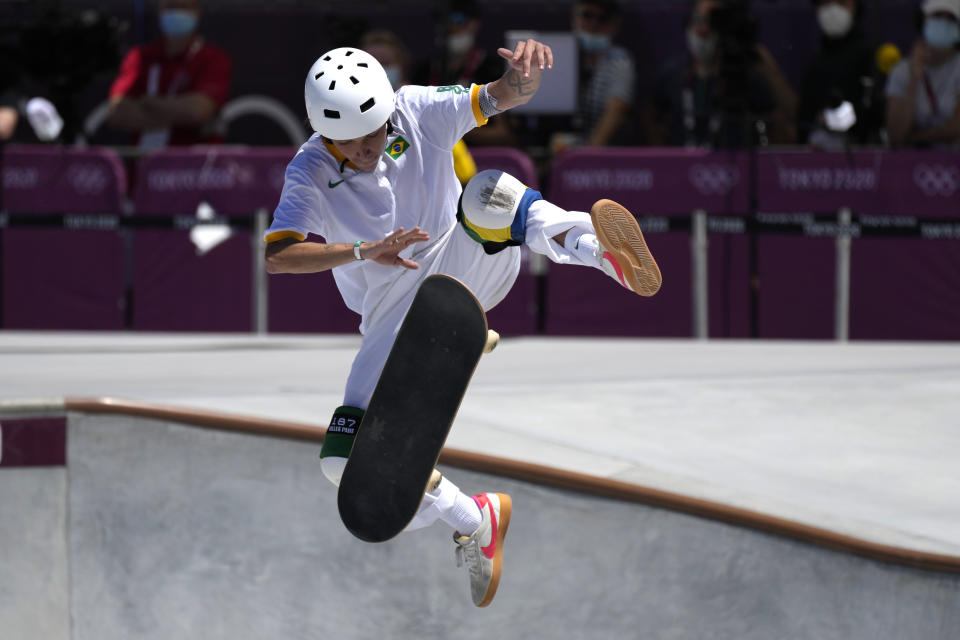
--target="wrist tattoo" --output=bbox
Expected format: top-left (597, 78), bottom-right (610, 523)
top-left (506, 69), bottom-right (536, 96)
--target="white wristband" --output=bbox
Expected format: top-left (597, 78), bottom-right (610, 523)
top-left (353, 240), bottom-right (364, 260)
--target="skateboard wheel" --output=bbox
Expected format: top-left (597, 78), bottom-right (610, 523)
top-left (483, 330), bottom-right (500, 354)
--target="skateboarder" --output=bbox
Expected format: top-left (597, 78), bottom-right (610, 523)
top-left (264, 39), bottom-right (660, 607)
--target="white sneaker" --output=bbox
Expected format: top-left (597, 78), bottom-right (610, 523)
top-left (453, 492), bottom-right (512, 607)
top-left (591, 199), bottom-right (662, 296)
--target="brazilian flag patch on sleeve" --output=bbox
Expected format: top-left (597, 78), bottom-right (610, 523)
top-left (386, 136), bottom-right (409, 160)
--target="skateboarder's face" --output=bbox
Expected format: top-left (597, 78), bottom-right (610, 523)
top-left (332, 123), bottom-right (389, 172)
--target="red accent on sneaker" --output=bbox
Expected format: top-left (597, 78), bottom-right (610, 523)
top-left (602, 251), bottom-right (629, 289)
top-left (474, 494), bottom-right (497, 560)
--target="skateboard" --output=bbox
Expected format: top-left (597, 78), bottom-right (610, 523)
top-left (337, 274), bottom-right (498, 542)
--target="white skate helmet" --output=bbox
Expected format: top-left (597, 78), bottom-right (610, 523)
top-left (305, 47), bottom-right (396, 140)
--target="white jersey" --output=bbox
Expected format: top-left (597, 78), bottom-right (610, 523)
top-left (266, 84), bottom-right (509, 332)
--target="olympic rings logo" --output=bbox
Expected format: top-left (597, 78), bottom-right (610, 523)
top-left (912, 164), bottom-right (959, 197)
top-left (688, 163), bottom-right (740, 195)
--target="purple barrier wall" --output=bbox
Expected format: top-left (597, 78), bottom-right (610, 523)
top-left (470, 147), bottom-right (539, 189)
top-left (755, 150), bottom-right (960, 340)
top-left (133, 147), bottom-right (293, 216)
top-left (547, 149), bottom-right (749, 337)
top-left (267, 233), bottom-right (362, 335)
top-left (4, 145), bottom-right (956, 338)
top-left (131, 147), bottom-right (294, 331)
top-left (1, 146), bottom-right (127, 329)
top-left (548, 149), bottom-right (960, 339)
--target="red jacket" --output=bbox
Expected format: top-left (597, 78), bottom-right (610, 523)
top-left (109, 37), bottom-right (232, 145)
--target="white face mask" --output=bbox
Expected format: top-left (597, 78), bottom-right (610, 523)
top-left (817, 3), bottom-right (854, 39)
top-left (924, 17), bottom-right (960, 50)
top-left (576, 30), bottom-right (611, 52)
top-left (446, 32), bottom-right (475, 56)
top-left (686, 30), bottom-right (717, 61)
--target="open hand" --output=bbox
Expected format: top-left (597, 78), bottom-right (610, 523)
top-left (497, 39), bottom-right (553, 79)
top-left (360, 226), bottom-right (430, 269)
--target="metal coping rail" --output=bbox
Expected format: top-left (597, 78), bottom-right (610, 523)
top-left (2, 395), bottom-right (950, 575)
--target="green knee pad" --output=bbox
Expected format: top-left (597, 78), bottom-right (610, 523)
top-left (320, 405), bottom-right (364, 459)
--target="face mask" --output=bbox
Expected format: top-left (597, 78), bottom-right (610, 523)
top-left (159, 10), bottom-right (198, 38)
top-left (383, 65), bottom-right (402, 88)
top-left (446, 32), bottom-right (474, 56)
top-left (576, 30), bottom-right (611, 52)
top-left (817, 3), bottom-right (854, 39)
top-left (686, 30), bottom-right (717, 61)
top-left (924, 17), bottom-right (960, 50)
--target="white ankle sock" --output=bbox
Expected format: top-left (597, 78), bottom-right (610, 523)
top-left (404, 476), bottom-right (483, 534)
top-left (437, 478), bottom-right (483, 535)
top-left (564, 230), bottom-right (600, 268)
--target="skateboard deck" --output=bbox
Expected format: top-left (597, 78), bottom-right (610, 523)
top-left (337, 274), bottom-right (493, 542)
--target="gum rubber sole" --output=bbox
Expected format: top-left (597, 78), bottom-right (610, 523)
top-left (477, 493), bottom-right (512, 608)
top-left (590, 199), bottom-right (662, 297)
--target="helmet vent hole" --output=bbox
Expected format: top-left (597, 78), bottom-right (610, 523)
top-left (314, 71), bottom-right (324, 79)
top-left (345, 50), bottom-right (354, 56)
top-left (323, 55), bottom-right (331, 61)
top-left (329, 80), bottom-right (336, 90)
top-left (337, 65), bottom-right (343, 70)
top-left (323, 109), bottom-right (341, 119)
top-left (349, 76), bottom-right (359, 84)
top-left (359, 97), bottom-right (375, 113)
top-left (356, 62), bottom-right (368, 68)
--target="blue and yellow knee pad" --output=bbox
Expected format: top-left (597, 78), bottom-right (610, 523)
top-left (457, 169), bottom-right (542, 255)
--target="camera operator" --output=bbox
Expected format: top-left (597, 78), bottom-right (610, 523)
top-left (649, 0), bottom-right (797, 148)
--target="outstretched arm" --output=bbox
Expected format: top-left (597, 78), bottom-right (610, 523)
top-left (265, 227), bottom-right (430, 274)
top-left (485, 39), bottom-right (553, 112)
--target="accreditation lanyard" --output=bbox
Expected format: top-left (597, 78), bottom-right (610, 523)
top-left (921, 72), bottom-right (940, 118)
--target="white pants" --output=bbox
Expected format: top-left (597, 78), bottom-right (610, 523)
top-left (342, 200), bottom-right (593, 409)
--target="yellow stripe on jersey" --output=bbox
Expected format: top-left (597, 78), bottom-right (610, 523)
top-left (470, 84), bottom-right (489, 127)
top-left (265, 229), bottom-right (307, 243)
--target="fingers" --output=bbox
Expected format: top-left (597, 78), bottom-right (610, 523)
top-left (512, 40), bottom-right (527, 74)
top-left (507, 39), bottom-right (553, 77)
top-left (395, 226), bottom-right (429, 247)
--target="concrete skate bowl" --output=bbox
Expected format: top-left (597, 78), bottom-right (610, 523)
top-left (2, 397), bottom-right (959, 640)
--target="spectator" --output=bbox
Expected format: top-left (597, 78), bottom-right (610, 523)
top-left (798, 0), bottom-right (885, 148)
top-left (1, 33), bottom-right (24, 141)
top-left (360, 29), bottom-right (411, 90)
top-left (648, 0), bottom-right (797, 148)
top-left (885, 0), bottom-right (960, 147)
top-left (107, 0), bottom-right (232, 149)
top-left (0, 104), bottom-right (15, 141)
top-left (0, 54), bottom-right (18, 140)
top-left (364, 27), bottom-right (478, 183)
top-left (411, 0), bottom-right (513, 146)
top-left (564, 0), bottom-right (637, 149)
